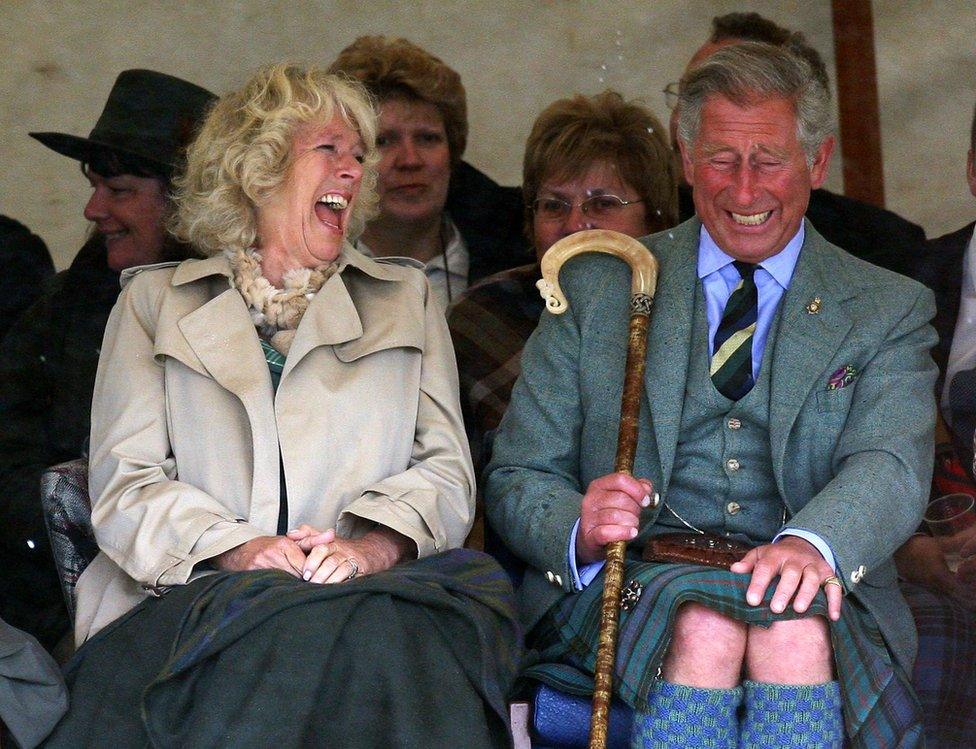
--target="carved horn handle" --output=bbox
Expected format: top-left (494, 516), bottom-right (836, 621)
top-left (536, 229), bottom-right (659, 749)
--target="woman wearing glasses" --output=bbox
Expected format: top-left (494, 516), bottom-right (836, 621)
top-left (448, 90), bottom-right (677, 476)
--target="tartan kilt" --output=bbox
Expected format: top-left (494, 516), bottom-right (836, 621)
top-left (524, 561), bottom-right (923, 748)
top-left (902, 581), bottom-right (976, 747)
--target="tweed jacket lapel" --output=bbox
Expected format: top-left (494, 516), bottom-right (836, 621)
top-left (644, 220), bottom-right (699, 490)
top-left (768, 222), bottom-right (855, 501)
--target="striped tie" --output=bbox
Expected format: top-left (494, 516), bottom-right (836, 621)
top-left (710, 261), bottom-right (758, 400)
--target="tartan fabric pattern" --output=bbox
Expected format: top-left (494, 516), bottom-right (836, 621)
top-left (447, 263), bottom-right (545, 467)
top-left (259, 338), bottom-right (285, 392)
top-left (901, 581), bottom-right (976, 747)
top-left (739, 680), bottom-right (843, 748)
top-left (710, 261), bottom-right (758, 400)
top-left (524, 561), bottom-right (923, 748)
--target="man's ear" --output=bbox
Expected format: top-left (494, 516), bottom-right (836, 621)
top-left (966, 148), bottom-right (976, 198)
top-left (809, 135), bottom-right (835, 190)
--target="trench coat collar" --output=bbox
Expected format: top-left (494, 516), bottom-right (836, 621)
top-left (169, 240), bottom-right (406, 287)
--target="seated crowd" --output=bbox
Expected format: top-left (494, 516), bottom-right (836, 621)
top-left (2, 11), bottom-right (974, 749)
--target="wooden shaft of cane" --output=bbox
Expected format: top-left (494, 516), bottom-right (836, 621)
top-left (537, 230), bottom-right (658, 749)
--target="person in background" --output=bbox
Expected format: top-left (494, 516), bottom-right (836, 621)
top-left (0, 69), bottom-right (214, 652)
top-left (667, 11), bottom-right (926, 277)
top-left (449, 90), bottom-right (676, 474)
top-left (897, 99), bottom-right (976, 748)
top-left (0, 215), bottom-right (54, 339)
top-left (329, 35), bottom-right (531, 309)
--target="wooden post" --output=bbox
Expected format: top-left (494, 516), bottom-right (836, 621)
top-left (831, 0), bottom-right (886, 207)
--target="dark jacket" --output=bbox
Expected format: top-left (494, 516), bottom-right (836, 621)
top-left (910, 222), bottom-right (973, 375)
top-left (0, 235), bottom-right (119, 649)
top-left (446, 161), bottom-right (533, 283)
top-left (679, 185), bottom-right (926, 276)
top-left (0, 215), bottom-right (55, 340)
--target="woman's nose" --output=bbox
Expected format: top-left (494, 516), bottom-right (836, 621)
top-left (566, 203), bottom-right (592, 233)
top-left (394, 140), bottom-right (422, 168)
top-left (83, 187), bottom-right (108, 222)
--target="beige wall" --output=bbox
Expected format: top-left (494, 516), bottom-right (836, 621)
top-left (2, 0), bottom-right (973, 269)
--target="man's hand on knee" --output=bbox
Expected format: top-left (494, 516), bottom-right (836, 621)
top-left (730, 536), bottom-right (842, 621)
top-left (575, 472), bottom-right (653, 565)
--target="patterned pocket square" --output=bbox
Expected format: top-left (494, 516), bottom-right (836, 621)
top-left (827, 365), bottom-right (857, 390)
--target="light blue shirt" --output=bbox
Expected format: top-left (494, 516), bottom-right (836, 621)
top-left (569, 223), bottom-right (835, 589)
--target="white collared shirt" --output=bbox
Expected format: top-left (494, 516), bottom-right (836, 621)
top-left (942, 225), bottom-right (976, 424)
top-left (357, 217), bottom-right (469, 312)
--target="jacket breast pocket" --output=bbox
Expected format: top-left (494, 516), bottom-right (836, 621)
top-left (816, 386), bottom-right (855, 414)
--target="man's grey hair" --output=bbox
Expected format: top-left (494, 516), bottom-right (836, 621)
top-left (677, 42), bottom-right (834, 167)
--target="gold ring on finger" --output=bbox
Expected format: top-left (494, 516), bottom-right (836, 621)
top-left (822, 575), bottom-right (842, 589)
top-left (345, 558), bottom-right (360, 581)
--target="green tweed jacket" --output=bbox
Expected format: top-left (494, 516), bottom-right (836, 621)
top-left (485, 217), bottom-right (938, 674)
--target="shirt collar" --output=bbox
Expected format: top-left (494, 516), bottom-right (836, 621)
top-left (696, 222), bottom-right (805, 289)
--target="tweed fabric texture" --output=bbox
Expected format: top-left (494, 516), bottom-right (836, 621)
top-left (739, 680), bottom-right (843, 748)
top-left (661, 292), bottom-right (784, 542)
top-left (631, 681), bottom-right (741, 749)
top-left (523, 562), bottom-right (923, 748)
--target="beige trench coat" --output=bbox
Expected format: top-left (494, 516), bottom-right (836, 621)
top-left (74, 244), bottom-right (474, 644)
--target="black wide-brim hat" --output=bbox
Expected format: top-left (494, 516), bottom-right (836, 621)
top-left (30, 69), bottom-right (216, 176)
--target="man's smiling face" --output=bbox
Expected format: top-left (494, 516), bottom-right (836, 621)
top-left (681, 93), bottom-right (833, 262)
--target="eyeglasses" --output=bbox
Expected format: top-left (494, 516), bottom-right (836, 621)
top-left (532, 194), bottom-right (644, 222)
top-left (663, 81), bottom-right (680, 110)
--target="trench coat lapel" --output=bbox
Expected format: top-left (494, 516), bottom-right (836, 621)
top-left (173, 261), bottom-right (281, 523)
top-left (643, 223), bottom-right (698, 489)
top-left (768, 224), bottom-right (854, 503)
top-left (280, 271), bottom-right (362, 380)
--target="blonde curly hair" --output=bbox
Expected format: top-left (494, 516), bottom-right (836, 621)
top-left (172, 63), bottom-right (380, 256)
top-left (328, 36), bottom-right (467, 166)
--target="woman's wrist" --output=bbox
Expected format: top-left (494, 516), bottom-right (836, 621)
top-left (363, 526), bottom-right (417, 569)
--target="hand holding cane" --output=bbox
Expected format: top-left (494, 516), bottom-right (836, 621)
top-left (537, 229), bottom-right (659, 749)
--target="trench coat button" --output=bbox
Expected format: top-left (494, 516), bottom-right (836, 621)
top-left (727, 417), bottom-right (742, 430)
top-left (726, 458), bottom-right (741, 472)
top-left (850, 565), bottom-right (866, 584)
top-left (726, 501), bottom-right (741, 515)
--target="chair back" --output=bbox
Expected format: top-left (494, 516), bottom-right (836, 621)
top-left (39, 459), bottom-right (97, 623)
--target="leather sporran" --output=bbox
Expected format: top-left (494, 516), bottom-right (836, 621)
top-left (642, 532), bottom-right (753, 570)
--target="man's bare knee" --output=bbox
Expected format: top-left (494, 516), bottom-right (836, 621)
top-left (662, 602), bottom-right (747, 688)
top-left (745, 616), bottom-right (833, 684)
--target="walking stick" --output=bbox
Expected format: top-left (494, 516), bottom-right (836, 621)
top-left (537, 229), bottom-right (659, 749)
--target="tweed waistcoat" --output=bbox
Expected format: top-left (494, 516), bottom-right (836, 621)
top-left (657, 282), bottom-right (785, 545)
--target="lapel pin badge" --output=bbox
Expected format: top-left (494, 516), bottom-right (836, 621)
top-left (805, 296), bottom-right (822, 314)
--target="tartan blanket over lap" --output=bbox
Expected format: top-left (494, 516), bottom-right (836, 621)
top-left (49, 549), bottom-right (522, 749)
top-left (523, 562), bottom-right (923, 749)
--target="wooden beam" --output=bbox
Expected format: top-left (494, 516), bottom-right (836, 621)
top-left (830, 0), bottom-right (885, 207)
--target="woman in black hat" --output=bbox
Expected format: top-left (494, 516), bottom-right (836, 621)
top-left (0, 69), bottom-right (215, 655)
